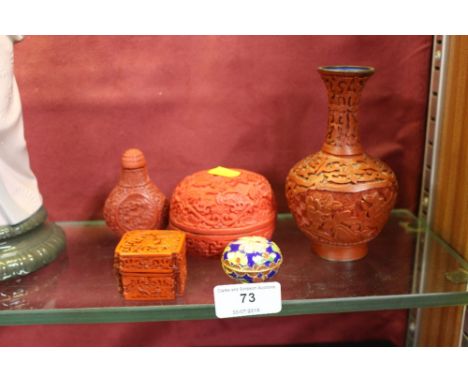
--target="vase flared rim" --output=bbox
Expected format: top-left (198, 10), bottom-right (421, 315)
top-left (318, 65), bottom-right (375, 76)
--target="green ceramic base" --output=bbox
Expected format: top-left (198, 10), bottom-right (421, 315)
top-left (0, 222), bottom-right (66, 282)
top-left (0, 206), bottom-right (47, 240)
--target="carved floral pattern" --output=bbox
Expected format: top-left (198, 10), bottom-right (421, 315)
top-left (286, 151), bottom-right (397, 247)
top-left (288, 151), bottom-right (396, 191)
top-left (115, 230), bottom-right (186, 300)
top-left (178, 225), bottom-right (275, 257)
top-left (119, 256), bottom-right (175, 272)
top-left (116, 230), bottom-right (184, 254)
top-left (320, 75), bottom-right (369, 154)
top-left (104, 168), bottom-right (168, 236)
top-left (170, 170), bottom-right (276, 231)
top-left (285, 67), bottom-right (398, 255)
top-left (185, 236), bottom-right (227, 257)
top-left (121, 274), bottom-right (176, 301)
top-left (287, 186), bottom-right (396, 245)
top-left (169, 169), bottom-right (276, 257)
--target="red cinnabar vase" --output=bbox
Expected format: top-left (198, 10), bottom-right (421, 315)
top-left (285, 66), bottom-right (398, 261)
top-left (104, 148), bottom-right (168, 236)
top-left (169, 167), bottom-right (277, 257)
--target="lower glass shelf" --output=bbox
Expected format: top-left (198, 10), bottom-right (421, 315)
top-left (0, 210), bottom-right (467, 325)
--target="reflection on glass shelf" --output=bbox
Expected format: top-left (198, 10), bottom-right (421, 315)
top-left (0, 210), bottom-right (467, 325)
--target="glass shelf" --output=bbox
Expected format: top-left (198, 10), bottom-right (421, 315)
top-left (0, 210), bottom-right (467, 326)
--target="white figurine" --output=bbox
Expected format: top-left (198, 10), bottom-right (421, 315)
top-left (0, 35), bottom-right (42, 226)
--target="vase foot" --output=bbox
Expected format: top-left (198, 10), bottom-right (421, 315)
top-left (311, 242), bottom-right (368, 262)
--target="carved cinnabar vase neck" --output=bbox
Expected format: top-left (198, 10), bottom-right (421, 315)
top-left (104, 148), bottom-right (168, 236)
top-left (285, 66), bottom-right (398, 262)
top-left (319, 66), bottom-right (374, 156)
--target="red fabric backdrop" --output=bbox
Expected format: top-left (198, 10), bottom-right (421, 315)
top-left (0, 36), bottom-right (431, 346)
top-left (15, 35), bottom-right (430, 220)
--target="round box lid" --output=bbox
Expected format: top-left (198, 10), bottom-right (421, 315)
top-left (169, 168), bottom-right (276, 235)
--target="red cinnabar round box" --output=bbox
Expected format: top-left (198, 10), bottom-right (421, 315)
top-left (169, 167), bottom-right (277, 257)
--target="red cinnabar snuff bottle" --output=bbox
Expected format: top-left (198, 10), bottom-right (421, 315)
top-left (104, 148), bottom-right (168, 236)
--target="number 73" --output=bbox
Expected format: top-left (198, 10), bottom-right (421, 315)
top-left (240, 293), bottom-right (256, 303)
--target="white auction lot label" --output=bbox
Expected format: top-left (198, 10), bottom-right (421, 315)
top-left (213, 281), bottom-right (282, 319)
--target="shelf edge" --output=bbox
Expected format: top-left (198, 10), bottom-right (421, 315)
top-left (0, 292), bottom-right (467, 326)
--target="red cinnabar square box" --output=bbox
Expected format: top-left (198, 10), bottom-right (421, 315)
top-left (114, 230), bottom-right (187, 301)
